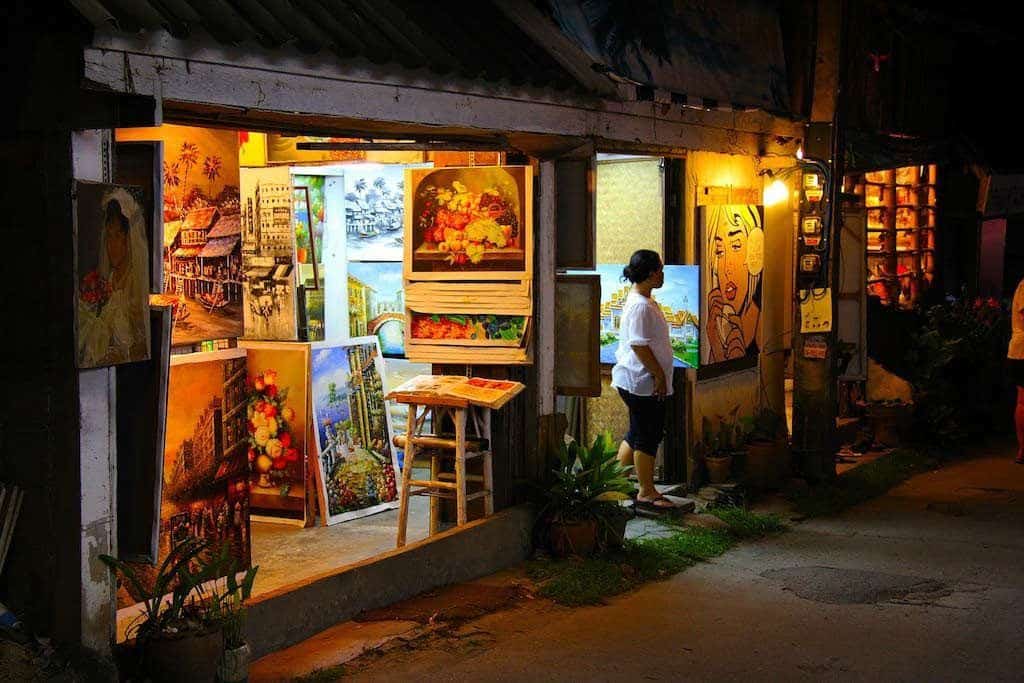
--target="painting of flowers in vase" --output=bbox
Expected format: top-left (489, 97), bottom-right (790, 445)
top-left (405, 166), bottom-right (532, 280)
top-left (240, 342), bottom-right (310, 524)
top-left (311, 338), bottom-right (400, 524)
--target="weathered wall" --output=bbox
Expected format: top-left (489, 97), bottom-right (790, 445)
top-left (595, 158), bottom-right (665, 264)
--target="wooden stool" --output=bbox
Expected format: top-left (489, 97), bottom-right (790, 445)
top-left (391, 395), bottom-right (493, 547)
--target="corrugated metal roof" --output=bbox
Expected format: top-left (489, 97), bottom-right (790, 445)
top-left (70, 0), bottom-right (587, 93)
top-left (199, 236), bottom-right (240, 258)
top-left (207, 214), bottom-right (242, 238)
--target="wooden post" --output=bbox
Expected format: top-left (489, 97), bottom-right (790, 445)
top-left (481, 408), bottom-right (494, 515)
top-left (396, 403), bottom-right (417, 547)
top-left (454, 408), bottom-right (468, 526)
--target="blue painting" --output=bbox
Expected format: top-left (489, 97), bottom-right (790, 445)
top-left (347, 261), bottom-right (405, 357)
top-left (344, 165), bottom-right (407, 262)
top-left (591, 264), bottom-right (700, 368)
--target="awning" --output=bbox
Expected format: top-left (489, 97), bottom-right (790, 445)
top-left (199, 236), bottom-right (240, 258)
top-left (844, 130), bottom-right (952, 174)
top-left (207, 214), bottom-right (242, 239)
top-left (245, 266), bottom-right (275, 279)
top-left (172, 246), bottom-right (201, 258)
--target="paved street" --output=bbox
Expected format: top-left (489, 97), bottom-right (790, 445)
top-left (333, 442), bottom-right (1024, 682)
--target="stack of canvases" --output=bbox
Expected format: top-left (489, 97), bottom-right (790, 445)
top-left (402, 166), bottom-right (534, 364)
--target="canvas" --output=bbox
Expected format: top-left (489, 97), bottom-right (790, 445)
top-left (311, 338), bottom-right (400, 524)
top-left (408, 313), bottom-right (529, 347)
top-left (699, 205), bottom-right (764, 366)
top-left (117, 349), bottom-right (251, 608)
top-left (348, 261), bottom-right (406, 356)
top-left (344, 165), bottom-right (408, 262)
top-left (240, 166), bottom-right (299, 341)
top-left (554, 274), bottom-right (601, 396)
top-left (590, 264), bottom-right (700, 368)
top-left (382, 358), bottom-right (432, 470)
top-left (116, 124), bottom-right (244, 346)
top-left (292, 176), bottom-right (325, 340)
top-left (240, 341), bottom-right (310, 524)
top-left (76, 181), bottom-right (151, 368)
top-left (405, 166), bottom-right (532, 280)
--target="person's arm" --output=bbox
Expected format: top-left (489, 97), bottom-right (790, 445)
top-left (631, 343), bottom-right (667, 397)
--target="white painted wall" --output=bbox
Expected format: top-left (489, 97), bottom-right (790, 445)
top-left (72, 129), bottom-right (118, 654)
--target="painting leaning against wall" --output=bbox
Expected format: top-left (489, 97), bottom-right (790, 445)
top-left (699, 204), bottom-right (764, 366)
top-left (348, 261), bottom-right (406, 356)
top-left (310, 338), bottom-right (400, 524)
top-left (116, 124), bottom-right (244, 346)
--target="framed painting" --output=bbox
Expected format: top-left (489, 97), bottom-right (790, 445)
top-left (114, 140), bottom-right (163, 294)
top-left (348, 261), bottom-right (406, 357)
top-left (117, 348), bottom-right (251, 608)
top-left (75, 181), bottom-right (152, 368)
top-left (116, 124), bottom-right (243, 347)
top-left (240, 166), bottom-right (299, 341)
top-left (698, 205), bottom-right (763, 373)
top-left (239, 341), bottom-right (311, 526)
top-left (555, 274), bottom-right (601, 396)
top-left (590, 264), bottom-right (700, 368)
top-left (404, 166), bottom-right (533, 281)
top-left (310, 337), bottom-right (400, 525)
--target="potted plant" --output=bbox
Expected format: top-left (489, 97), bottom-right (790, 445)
top-left (699, 408), bottom-right (744, 485)
top-left (203, 545), bottom-right (259, 683)
top-left (741, 406), bottom-right (790, 492)
top-left (100, 539), bottom-right (227, 683)
top-left (537, 431), bottom-right (635, 557)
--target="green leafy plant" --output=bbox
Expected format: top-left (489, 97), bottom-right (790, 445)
top-left (200, 544), bottom-right (259, 650)
top-left (740, 405), bottom-right (787, 444)
top-left (99, 539), bottom-right (221, 642)
top-left (699, 406), bottom-right (744, 457)
top-left (538, 431), bottom-right (635, 528)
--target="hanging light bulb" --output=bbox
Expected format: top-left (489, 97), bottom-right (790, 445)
top-left (796, 146), bottom-right (804, 160)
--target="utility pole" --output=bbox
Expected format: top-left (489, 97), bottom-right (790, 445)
top-left (792, 0), bottom-right (846, 482)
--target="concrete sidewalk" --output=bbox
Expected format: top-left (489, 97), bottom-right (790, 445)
top-left (253, 440), bottom-right (1024, 681)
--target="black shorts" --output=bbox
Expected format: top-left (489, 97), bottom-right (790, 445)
top-left (1008, 358), bottom-right (1024, 388)
top-left (617, 388), bottom-right (666, 454)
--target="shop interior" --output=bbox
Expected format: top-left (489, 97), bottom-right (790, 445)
top-left (111, 123), bottom-right (528, 637)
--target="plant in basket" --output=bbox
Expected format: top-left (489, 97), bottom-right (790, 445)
top-left (246, 368), bottom-right (300, 491)
top-left (536, 431), bottom-right (635, 557)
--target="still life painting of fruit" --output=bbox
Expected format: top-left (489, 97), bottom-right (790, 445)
top-left (409, 313), bottom-right (528, 347)
top-left (407, 166), bottom-right (531, 279)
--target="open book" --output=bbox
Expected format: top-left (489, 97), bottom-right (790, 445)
top-left (386, 375), bottom-right (525, 410)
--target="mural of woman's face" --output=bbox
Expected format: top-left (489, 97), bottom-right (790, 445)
top-left (713, 211), bottom-right (749, 307)
top-left (105, 213), bottom-right (128, 271)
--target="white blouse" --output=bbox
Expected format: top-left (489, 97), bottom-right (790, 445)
top-left (610, 292), bottom-right (675, 397)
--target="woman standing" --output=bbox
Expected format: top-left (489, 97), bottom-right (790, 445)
top-left (1008, 278), bottom-right (1024, 464)
top-left (611, 250), bottom-right (679, 510)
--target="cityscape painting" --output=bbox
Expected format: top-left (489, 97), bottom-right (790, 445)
top-left (117, 349), bottom-right (251, 608)
top-left (310, 338), bottom-right (400, 524)
top-left (348, 261), bottom-right (405, 357)
top-left (117, 124), bottom-right (244, 346)
top-left (593, 264), bottom-right (700, 368)
top-left (240, 167), bottom-right (298, 341)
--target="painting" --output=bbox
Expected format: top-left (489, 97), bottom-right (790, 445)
top-left (348, 261), bottom-right (406, 357)
top-left (116, 124), bottom-right (244, 346)
top-left (408, 313), bottom-right (529, 347)
top-left (293, 176), bottom-right (325, 340)
top-left (240, 342), bottom-right (310, 524)
top-left (240, 167), bottom-right (298, 341)
top-left (555, 274), bottom-right (601, 396)
top-left (382, 358), bottom-right (432, 470)
top-left (699, 205), bottom-right (764, 366)
top-left (344, 164), bottom-right (415, 262)
top-left (311, 338), bottom-right (400, 524)
top-left (591, 264), bottom-right (699, 368)
top-left (406, 166), bottom-right (532, 280)
top-left (117, 349), bottom-right (251, 608)
top-left (76, 181), bottom-right (151, 368)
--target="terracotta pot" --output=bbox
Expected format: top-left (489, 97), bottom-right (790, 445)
top-left (548, 518), bottom-right (598, 557)
top-left (217, 643), bottom-right (251, 683)
top-left (866, 403), bottom-right (909, 447)
top-left (143, 626), bottom-right (223, 683)
top-left (745, 439), bottom-right (787, 491)
top-left (296, 247), bottom-right (308, 264)
top-left (706, 455), bottom-right (733, 485)
top-left (599, 513), bottom-right (629, 550)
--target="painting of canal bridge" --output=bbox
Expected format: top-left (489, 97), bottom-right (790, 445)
top-left (348, 261), bottom-right (406, 357)
top-left (593, 264), bottom-right (700, 368)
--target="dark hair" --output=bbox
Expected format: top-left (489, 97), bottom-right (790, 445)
top-left (622, 249), bottom-right (662, 283)
top-left (104, 199), bottom-right (129, 234)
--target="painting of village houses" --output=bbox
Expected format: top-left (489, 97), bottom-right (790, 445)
top-left (311, 339), bottom-right (400, 525)
top-left (343, 164), bottom-right (409, 262)
top-left (594, 264), bottom-right (700, 368)
top-left (117, 125), bottom-right (244, 346)
top-left (348, 261), bottom-right (405, 357)
top-left (117, 350), bottom-right (251, 608)
top-left (240, 167), bottom-right (298, 341)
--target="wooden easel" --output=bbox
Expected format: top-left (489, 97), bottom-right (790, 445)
top-left (390, 393), bottom-right (493, 547)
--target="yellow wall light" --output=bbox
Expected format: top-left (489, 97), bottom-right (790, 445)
top-left (764, 179), bottom-right (790, 206)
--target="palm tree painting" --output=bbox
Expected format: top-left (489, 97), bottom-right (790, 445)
top-left (344, 164), bottom-right (414, 261)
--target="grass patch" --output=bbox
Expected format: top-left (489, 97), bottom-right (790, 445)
top-left (530, 509), bottom-right (784, 606)
top-left (792, 448), bottom-right (936, 518)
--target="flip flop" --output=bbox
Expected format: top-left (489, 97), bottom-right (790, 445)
top-left (636, 495), bottom-right (680, 511)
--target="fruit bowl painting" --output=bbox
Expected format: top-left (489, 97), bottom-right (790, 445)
top-left (405, 166), bottom-right (532, 280)
top-left (408, 313), bottom-right (529, 347)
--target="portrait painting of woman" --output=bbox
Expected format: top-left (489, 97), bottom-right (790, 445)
top-left (76, 182), bottom-right (151, 368)
top-left (701, 204), bottom-right (764, 365)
